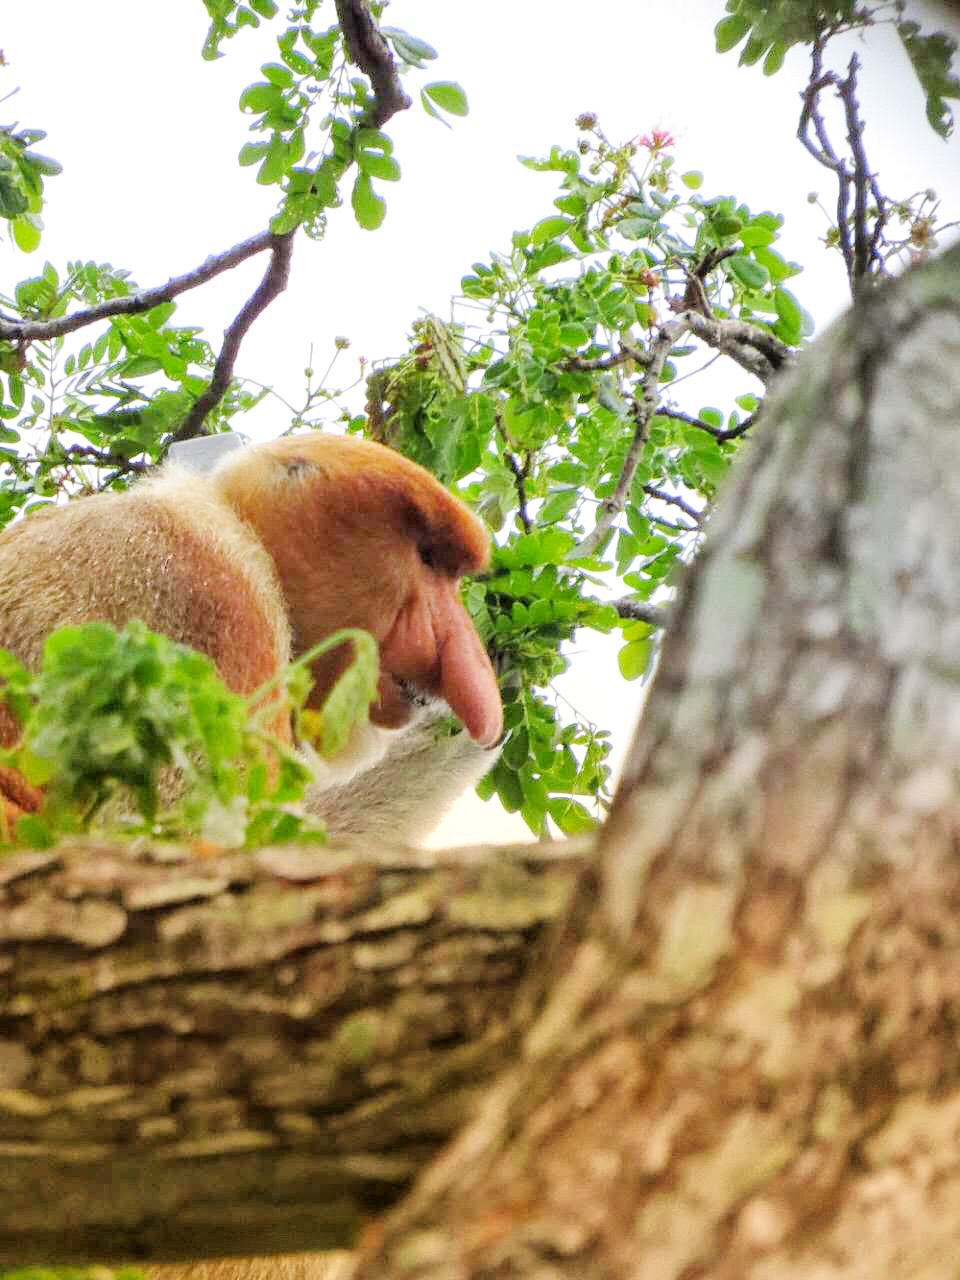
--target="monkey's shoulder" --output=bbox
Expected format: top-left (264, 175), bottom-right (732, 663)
top-left (0, 471), bottom-right (291, 681)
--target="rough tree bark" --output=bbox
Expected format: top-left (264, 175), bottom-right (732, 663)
top-left (0, 839), bottom-right (584, 1263)
top-left (2, 242), bottom-right (960, 1277)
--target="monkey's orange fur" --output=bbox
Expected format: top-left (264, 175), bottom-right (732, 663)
top-left (0, 433), bottom-right (502, 820)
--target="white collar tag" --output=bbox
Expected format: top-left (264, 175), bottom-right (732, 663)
top-left (167, 431), bottom-right (245, 473)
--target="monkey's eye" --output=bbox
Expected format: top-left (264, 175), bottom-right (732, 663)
top-left (418, 544), bottom-right (437, 570)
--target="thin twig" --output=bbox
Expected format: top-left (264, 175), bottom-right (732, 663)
top-left (561, 343), bottom-right (648, 373)
top-left (661, 407), bottom-right (756, 442)
top-left (838, 52), bottom-right (886, 292)
top-left (571, 325), bottom-right (675, 560)
top-left (168, 232), bottom-right (295, 444)
top-left (504, 450), bottom-right (532, 533)
top-left (55, 444), bottom-right (150, 477)
top-left (335, 0), bottom-right (411, 127)
top-left (0, 230), bottom-right (276, 344)
top-left (642, 483), bottom-right (704, 525)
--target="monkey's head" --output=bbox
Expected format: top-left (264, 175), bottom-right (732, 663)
top-left (213, 434), bottom-right (503, 749)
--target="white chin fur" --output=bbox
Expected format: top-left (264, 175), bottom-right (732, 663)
top-left (300, 709), bottom-right (423, 787)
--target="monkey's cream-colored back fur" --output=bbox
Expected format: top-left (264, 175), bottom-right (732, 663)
top-left (0, 469), bottom-right (290, 687)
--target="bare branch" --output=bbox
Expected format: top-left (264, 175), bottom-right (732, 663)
top-left (662, 406), bottom-right (756, 442)
top-left (839, 52), bottom-right (887, 293)
top-left (0, 230), bottom-right (276, 344)
top-left (560, 343), bottom-right (647, 373)
top-left (55, 443), bottom-right (150, 478)
top-left (571, 326), bottom-right (676, 560)
top-left (168, 232), bottom-right (295, 445)
top-left (505, 450), bottom-right (533, 534)
top-left (642, 483), bottom-right (704, 525)
top-left (335, 0), bottom-right (412, 127)
top-left (610, 597), bottom-right (671, 628)
top-left (680, 311), bottom-right (790, 383)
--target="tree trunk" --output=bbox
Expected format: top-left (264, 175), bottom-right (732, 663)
top-left (350, 243), bottom-right (960, 1277)
top-left (4, 244), bottom-right (960, 1278)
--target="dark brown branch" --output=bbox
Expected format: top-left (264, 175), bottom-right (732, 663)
top-left (56, 443), bottom-right (150, 477)
top-left (168, 231), bottom-right (295, 445)
top-left (335, 0), bottom-right (412, 127)
top-left (839, 52), bottom-right (887, 293)
top-left (642, 483), bottom-right (704, 525)
top-left (505, 449), bottom-right (533, 533)
top-left (662, 407), bottom-right (756, 442)
top-left (0, 230), bottom-right (276, 344)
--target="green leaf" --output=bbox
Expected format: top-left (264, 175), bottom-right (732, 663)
top-left (897, 19), bottom-right (960, 140)
top-left (763, 41), bottom-right (787, 76)
top-left (727, 254), bottom-right (769, 289)
top-left (383, 27), bottom-right (438, 66)
top-left (547, 798), bottom-right (597, 835)
top-left (773, 286), bottom-right (802, 334)
top-left (681, 170), bottom-right (704, 189)
top-left (239, 82), bottom-right (284, 113)
top-left (311, 632), bottom-right (379, 758)
top-left (715, 14), bottom-right (750, 53)
top-left (558, 322), bottom-right (589, 349)
top-left (422, 81), bottom-right (469, 117)
top-left (261, 61), bottom-right (294, 87)
top-left (357, 152), bottom-right (401, 182)
top-left (249, 0), bottom-right (278, 15)
top-left (12, 216), bottom-right (41, 253)
top-left (351, 171), bottom-right (386, 230)
top-left (618, 636), bottom-right (651, 681)
top-left (239, 141), bottom-right (269, 166)
top-left (531, 215), bottom-right (573, 246)
top-left (22, 151), bottom-right (63, 176)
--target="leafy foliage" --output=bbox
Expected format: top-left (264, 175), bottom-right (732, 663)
top-left (0, 122), bottom-right (61, 252)
top-left (205, 0), bottom-right (466, 237)
top-left (0, 621), bottom-right (379, 850)
top-left (716, 0), bottom-right (960, 138)
top-left (356, 118), bottom-right (811, 831)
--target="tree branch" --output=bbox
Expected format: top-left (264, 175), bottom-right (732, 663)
top-left (680, 311), bottom-right (790, 383)
top-left (661, 406), bottom-right (756, 442)
top-left (335, 0), bottom-right (412, 127)
top-left (610, 597), bottom-right (671, 628)
top-left (0, 230), bottom-right (277, 344)
top-left (642, 483), bottom-right (704, 526)
top-left (167, 231), bottom-right (295, 444)
top-left (571, 326), bottom-right (677, 560)
top-left (0, 835), bottom-right (587, 1264)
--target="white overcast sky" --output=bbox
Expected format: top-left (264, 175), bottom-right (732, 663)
top-left (3, 1), bottom-right (959, 844)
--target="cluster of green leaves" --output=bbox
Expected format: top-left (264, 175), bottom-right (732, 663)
top-left (0, 122), bottom-right (61, 252)
top-left (0, 260), bottom-right (268, 524)
top-left (0, 620), bottom-right (379, 850)
top-left (716, 0), bottom-right (960, 138)
top-left (204, 0), bottom-right (466, 234)
top-left (355, 121), bottom-right (810, 832)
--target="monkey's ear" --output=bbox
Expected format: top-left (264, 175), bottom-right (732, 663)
top-left (281, 456), bottom-right (325, 480)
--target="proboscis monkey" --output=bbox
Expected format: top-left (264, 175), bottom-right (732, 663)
top-left (0, 432), bottom-right (503, 838)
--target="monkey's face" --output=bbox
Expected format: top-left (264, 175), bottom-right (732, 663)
top-left (216, 435), bottom-right (503, 749)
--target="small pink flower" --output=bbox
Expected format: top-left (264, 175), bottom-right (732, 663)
top-left (639, 129), bottom-right (675, 151)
